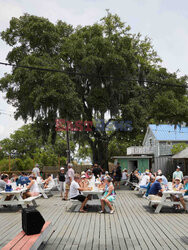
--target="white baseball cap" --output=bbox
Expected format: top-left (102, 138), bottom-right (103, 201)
top-left (60, 167), bottom-right (64, 170)
top-left (156, 176), bottom-right (162, 181)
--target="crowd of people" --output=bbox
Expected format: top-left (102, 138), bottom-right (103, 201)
top-left (0, 164), bottom-right (54, 201)
top-left (128, 166), bottom-right (188, 213)
top-left (57, 163), bottom-right (118, 213)
top-left (0, 162), bottom-right (187, 213)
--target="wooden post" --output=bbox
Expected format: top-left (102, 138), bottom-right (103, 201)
top-left (9, 155), bottom-right (11, 172)
top-left (58, 156), bottom-right (60, 168)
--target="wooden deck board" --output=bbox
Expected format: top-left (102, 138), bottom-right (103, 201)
top-left (0, 188), bottom-right (188, 250)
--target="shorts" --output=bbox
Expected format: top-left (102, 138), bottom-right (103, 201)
top-left (59, 181), bottom-right (65, 192)
top-left (115, 176), bottom-right (121, 182)
top-left (102, 195), bottom-right (115, 203)
top-left (65, 183), bottom-right (70, 190)
top-left (71, 195), bottom-right (86, 202)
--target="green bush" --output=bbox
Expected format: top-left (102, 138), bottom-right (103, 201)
top-left (0, 159), bottom-right (10, 171)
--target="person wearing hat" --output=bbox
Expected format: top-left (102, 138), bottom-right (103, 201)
top-left (172, 177), bottom-right (183, 191)
top-left (172, 177), bottom-right (183, 210)
top-left (172, 166), bottom-right (183, 183)
top-left (32, 163), bottom-right (40, 177)
top-left (80, 174), bottom-right (89, 189)
top-left (148, 176), bottom-right (164, 196)
top-left (64, 163), bottom-right (75, 200)
top-left (179, 176), bottom-right (188, 212)
top-left (58, 167), bottom-right (65, 198)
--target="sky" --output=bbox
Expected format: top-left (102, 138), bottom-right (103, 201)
top-left (0, 0), bottom-right (188, 140)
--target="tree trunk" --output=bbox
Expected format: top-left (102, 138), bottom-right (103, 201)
top-left (91, 139), bottom-right (109, 170)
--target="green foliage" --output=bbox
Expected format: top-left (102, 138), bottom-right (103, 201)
top-left (171, 143), bottom-right (188, 155)
top-left (1, 11), bottom-right (188, 168)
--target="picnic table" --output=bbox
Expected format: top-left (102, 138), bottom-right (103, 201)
top-left (0, 188), bottom-right (40, 208)
top-left (149, 190), bottom-right (183, 213)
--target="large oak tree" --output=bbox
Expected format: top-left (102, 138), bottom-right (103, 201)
top-left (1, 12), bottom-right (188, 169)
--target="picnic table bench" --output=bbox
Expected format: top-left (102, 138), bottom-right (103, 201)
top-left (2, 221), bottom-right (52, 250)
top-left (0, 189), bottom-right (41, 208)
top-left (148, 190), bottom-right (183, 213)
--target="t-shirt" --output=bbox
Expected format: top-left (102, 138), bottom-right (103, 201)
top-left (92, 167), bottom-right (101, 178)
top-left (59, 172), bottom-right (65, 182)
top-left (148, 181), bottom-right (162, 195)
top-left (161, 175), bottom-right (168, 185)
top-left (122, 172), bottom-right (128, 180)
top-left (116, 166), bottom-right (122, 177)
top-left (32, 167), bottom-right (40, 177)
top-left (0, 180), bottom-right (6, 191)
top-left (184, 183), bottom-right (188, 196)
top-left (69, 180), bottom-right (80, 198)
top-left (20, 176), bottom-right (30, 185)
top-left (65, 168), bottom-right (75, 184)
top-left (139, 175), bottom-right (149, 186)
top-left (173, 171), bottom-right (183, 181)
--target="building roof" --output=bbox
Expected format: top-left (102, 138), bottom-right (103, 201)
top-left (112, 156), bottom-right (152, 159)
top-left (149, 124), bottom-right (188, 141)
top-left (172, 147), bottom-right (188, 159)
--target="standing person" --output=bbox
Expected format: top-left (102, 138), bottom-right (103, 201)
top-left (92, 164), bottom-right (101, 178)
top-left (115, 162), bottom-right (122, 189)
top-left (64, 163), bottom-right (75, 200)
top-left (32, 163), bottom-right (40, 177)
top-left (172, 166), bottom-right (183, 183)
top-left (58, 167), bottom-right (65, 198)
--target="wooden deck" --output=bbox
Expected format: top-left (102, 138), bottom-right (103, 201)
top-left (0, 188), bottom-right (188, 249)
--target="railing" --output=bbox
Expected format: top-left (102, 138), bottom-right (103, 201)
top-left (127, 146), bottom-right (154, 155)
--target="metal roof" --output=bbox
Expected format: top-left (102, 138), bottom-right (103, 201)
top-left (112, 156), bottom-right (152, 159)
top-left (149, 124), bottom-right (188, 141)
top-left (172, 147), bottom-right (188, 159)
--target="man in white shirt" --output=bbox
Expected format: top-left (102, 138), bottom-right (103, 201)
top-left (70, 174), bottom-right (91, 212)
top-left (64, 163), bottom-right (75, 200)
top-left (32, 163), bottom-right (40, 177)
top-left (139, 172), bottom-right (150, 188)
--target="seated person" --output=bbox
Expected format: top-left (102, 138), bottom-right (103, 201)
top-left (85, 169), bottom-right (92, 179)
top-left (98, 178), bottom-right (106, 189)
top-left (121, 169), bottom-right (128, 185)
top-left (148, 176), bottom-right (164, 197)
top-left (172, 177), bottom-right (183, 209)
top-left (157, 171), bottom-right (168, 187)
top-left (0, 175), bottom-right (13, 200)
top-left (0, 174), bottom-right (8, 191)
top-left (179, 176), bottom-right (188, 213)
top-left (69, 174), bottom-right (91, 213)
top-left (172, 178), bottom-right (183, 191)
top-left (145, 176), bottom-right (155, 197)
top-left (132, 170), bottom-right (140, 183)
top-left (139, 171), bottom-right (150, 189)
top-left (99, 177), bottom-right (116, 214)
top-left (10, 174), bottom-right (19, 185)
top-left (80, 175), bottom-right (89, 189)
top-left (44, 174), bottom-right (53, 188)
top-left (19, 172), bottom-right (30, 186)
top-left (23, 175), bottom-right (40, 199)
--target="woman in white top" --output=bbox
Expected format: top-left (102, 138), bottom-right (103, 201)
top-left (23, 175), bottom-right (40, 199)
